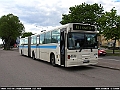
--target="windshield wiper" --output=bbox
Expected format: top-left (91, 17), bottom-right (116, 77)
top-left (79, 44), bottom-right (85, 52)
top-left (79, 47), bottom-right (83, 52)
top-left (91, 48), bottom-right (93, 52)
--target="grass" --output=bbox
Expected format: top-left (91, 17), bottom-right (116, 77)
top-left (106, 53), bottom-right (120, 56)
top-left (106, 49), bottom-right (120, 56)
top-left (106, 50), bottom-right (120, 53)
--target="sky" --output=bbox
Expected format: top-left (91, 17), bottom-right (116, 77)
top-left (0, 0), bottom-right (120, 44)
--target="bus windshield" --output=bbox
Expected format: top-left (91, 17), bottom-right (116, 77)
top-left (67, 32), bottom-right (98, 50)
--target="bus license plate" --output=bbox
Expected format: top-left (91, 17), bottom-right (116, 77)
top-left (83, 60), bottom-right (90, 63)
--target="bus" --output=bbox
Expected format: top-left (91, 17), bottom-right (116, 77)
top-left (19, 23), bottom-right (98, 67)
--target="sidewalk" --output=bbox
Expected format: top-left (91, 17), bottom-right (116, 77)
top-left (95, 57), bottom-right (120, 70)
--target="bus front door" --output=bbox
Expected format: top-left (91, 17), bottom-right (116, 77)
top-left (60, 29), bottom-right (66, 67)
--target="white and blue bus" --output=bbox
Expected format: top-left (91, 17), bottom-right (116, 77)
top-left (19, 23), bottom-right (98, 67)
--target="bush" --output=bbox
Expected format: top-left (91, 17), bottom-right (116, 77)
top-left (100, 45), bottom-right (108, 49)
top-left (108, 47), bottom-right (120, 50)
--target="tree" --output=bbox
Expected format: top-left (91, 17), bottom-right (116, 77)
top-left (21, 32), bottom-right (34, 38)
top-left (0, 14), bottom-right (25, 50)
top-left (60, 3), bottom-right (104, 25)
top-left (98, 7), bottom-right (120, 54)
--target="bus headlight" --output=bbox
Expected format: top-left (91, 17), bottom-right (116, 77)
top-left (94, 53), bottom-right (98, 58)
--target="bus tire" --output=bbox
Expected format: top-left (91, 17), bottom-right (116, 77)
top-left (32, 51), bottom-right (35, 60)
top-left (51, 54), bottom-right (56, 66)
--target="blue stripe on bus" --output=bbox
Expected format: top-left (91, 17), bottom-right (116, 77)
top-left (19, 45), bottom-right (57, 49)
top-left (19, 46), bottom-right (28, 48)
top-left (31, 46), bottom-right (36, 48)
top-left (39, 46), bottom-right (57, 49)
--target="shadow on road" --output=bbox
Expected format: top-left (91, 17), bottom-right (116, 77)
top-left (60, 66), bottom-right (95, 72)
top-left (20, 54), bottom-right (96, 72)
top-left (35, 58), bottom-right (95, 71)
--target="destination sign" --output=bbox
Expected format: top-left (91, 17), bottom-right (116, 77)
top-left (73, 24), bottom-right (95, 31)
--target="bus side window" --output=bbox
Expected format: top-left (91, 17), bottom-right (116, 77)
top-left (51, 29), bottom-right (60, 43)
top-left (31, 36), bottom-right (33, 44)
top-left (37, 35), bottom-right (39, 44)
top-left (25, 38), bottom-right (28, 45)
top-left (20, 38), bottom-right (24, 45)
top-left (45, 31), bottom-right (51, 44)
top-left (40, 34), bottom-right (45, 44)
top-left (33, 36), bottom-right (37, 44)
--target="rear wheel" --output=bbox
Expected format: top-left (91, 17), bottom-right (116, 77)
top-left (51, 54), bottom-right (56, 66)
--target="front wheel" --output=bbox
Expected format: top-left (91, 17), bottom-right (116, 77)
top-left (51, 54), bottom-right (56, 66)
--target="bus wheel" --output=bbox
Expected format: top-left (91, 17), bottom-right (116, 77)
top-left (32, 52), bottom-right (35, 60)
top-left (51, 54), bottom-right (56, 66)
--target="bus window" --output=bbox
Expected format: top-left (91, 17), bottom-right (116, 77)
top-left (31, 37), bottom-right (33, 44)
top-left (33, 36), bottom-right (36, 44)
top-left (31, 36), bottom-right (37, 45)
top-left (85, 34), bottom-right (97, 48)
top-left (68, 32), bottom-right (84, 49)
top-left (40, 33), bottom-right (45, 44)
top-left (45, 31), bottom-right (51, 44)
top-left (67, 32), bottom-right (97, 50)
top-left (20, 38), bottom-right (25, 45)
top-left (37, 35), bottom-right (40, 44)
top-left (25, 38), bottom-right (28, 44)
top-left (51, 29), bottom-right (60, 43)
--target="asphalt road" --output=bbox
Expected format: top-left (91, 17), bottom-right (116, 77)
top-left (98, 56), bottom-right (120, 70)
top-left (99, 56), bottom-right (120, 61)
top-left (0, 49), bottom-right (120, 86)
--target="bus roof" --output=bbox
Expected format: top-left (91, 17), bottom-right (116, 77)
top-left (22, 23), bottom-right (97, 38)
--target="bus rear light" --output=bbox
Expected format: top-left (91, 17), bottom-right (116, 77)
top-left (56, 55), bottom-right (58, 58)
top-left (56, 55), bottom-right (60, 58)
top-left (68, 55), bottom-right (70, 59)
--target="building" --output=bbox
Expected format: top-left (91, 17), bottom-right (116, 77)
top-left (98, 34), bottom-right (120, 49)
